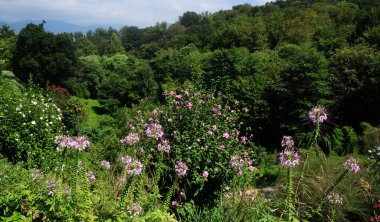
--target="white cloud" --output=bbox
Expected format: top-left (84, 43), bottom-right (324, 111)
top-left (0, 0), bottom-right (271, 27)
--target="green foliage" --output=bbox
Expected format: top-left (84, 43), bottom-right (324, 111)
top-left (331, 126), bottom-right (359, 155)
top-left (177, 195), bottom-right (279, 222)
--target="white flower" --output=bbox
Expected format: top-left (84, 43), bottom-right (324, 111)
top-left (31, 101), bottom-right (37, 105)
top-left (31, 121), bottom-right (36, 125)
top-left (16, 107), bottom-right (21, 111)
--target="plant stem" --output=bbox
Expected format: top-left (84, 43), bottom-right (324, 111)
top-left (287, 168), bottom-right (296, 221)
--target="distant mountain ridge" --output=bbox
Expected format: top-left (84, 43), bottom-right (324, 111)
top-left (0, 20), bottom-right (124, 34)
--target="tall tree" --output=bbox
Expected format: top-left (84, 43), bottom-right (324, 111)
top-left (12, 23), bottom-right (77, 86)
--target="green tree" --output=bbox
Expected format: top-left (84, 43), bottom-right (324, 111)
top-left (0, 25), bottom-right (16, 70)
top-left (330, 46), bottom-right (380, 126)
top-left (179, 11), bottom-right (201, 27)
top-left (12, 23), bottom-right (77, 86)
top-left (266, 44), bottom-right (332, 141)
top-left (107, 32), bottom-right (125, 54)
top-left (119, 26), bottom-right (143, 51)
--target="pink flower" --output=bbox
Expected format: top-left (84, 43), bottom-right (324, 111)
top-left (242, 107), bottom-right (249, 113)
top-left (101, 160), bottom-right (111, 169)
top-left (126, 159), bottom-right (143, 176)
top-left (223, 133), bottom-right (229, 139)
top-left (343, 156), bottom-right (360, 173)
top-left (202, 171), bottom-right (209, 178)
top-left (241, 135), bottom-right (247, 142)
top-left (327, 192), bottom-right (343, 205)
top-left (207, 130), bottom-right (213, 135)
top-left (281, 136), bottom-right (295, 148)
top-left (186, 102), bottom-right (193, 109)
top-left (308, 106), bottom-right (328, 124)
top-left (171, 200), bottom-right (178, 206)
top-left (212, 125), bottom-right (217, 131)
top-left (88, 171), bottom-right (96, 181)
top-left (120, 133), bottom-right (140, 145)
top-left (157, 139), bottom-right (171, 153)
top-left (175, 161), bottom-right (188, 177)
top-left (279, 148), bottom-right (300, 168)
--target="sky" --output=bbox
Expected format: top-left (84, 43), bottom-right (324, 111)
top-left (0, 0), bottom-right (272, 27)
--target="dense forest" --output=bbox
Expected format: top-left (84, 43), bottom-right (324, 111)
top-left (1, 0), bottom-right (380, 221)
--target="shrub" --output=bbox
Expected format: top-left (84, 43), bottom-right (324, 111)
top-left (0, 82), bottom-right (63, 166)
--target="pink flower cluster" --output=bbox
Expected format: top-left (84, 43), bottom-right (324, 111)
top-left (122, 155), bottom-right (143, 176)
top-left (55, 135), bottom-right (91, 151)
top-left (327, 192), bottom-right (343, 205)
top-left (88, 171), bottom-right (96, 181)
top-left (32, 168), bottom-right (42, 181)
top-left (101, 160), bottom-right (111, 169)
top-left (308, 106), bottom-right (328, 124)
top-left (120, 132), bottom-right (140, 145)
top-left (281, 136), bottom-right (295, 148)
top-left (279, 136), bottom-right (299, 168)
top-left (175, 161), bottom-right (188, 177)
top-left (230, 153), bottom-right (255, 174)
top-left (127, 202), bottom-right (142, 217)
top-left (158, 139), bottom-right (171, 153)
top-left (343, 156), bottom-right (360, 173)
top-left (279, 149), bottom-right (299, 168)
top-left (46, 179), bottom-right (58, 196)
top-left (144, 123), bottom-right (164, 139)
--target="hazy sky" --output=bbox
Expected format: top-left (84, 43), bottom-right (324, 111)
top-left (0, 0), bottom-right (272, 27)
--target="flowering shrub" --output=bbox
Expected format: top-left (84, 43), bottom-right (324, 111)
top-left (159, 88), bottom-right (257, 200)
top-left (114, 88), bottom-right (256, 204)
top-left (0, 84), bottom-right (63, 164)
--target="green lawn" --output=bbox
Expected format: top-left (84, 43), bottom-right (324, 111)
top-left (79, 98), bottom-right (103, 129)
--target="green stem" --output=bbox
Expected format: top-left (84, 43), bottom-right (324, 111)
top-left (330, 205), bottom-right (335, 222)
top-left (120, 176), bottom-right (137, 211)
top-left (71, 152), bottom-right (79, 211)
top-left (294, 122), bottom-right (320, 201)
top-left (287, 168), bottom-right (295, 221)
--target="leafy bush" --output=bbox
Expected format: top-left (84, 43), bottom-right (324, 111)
top-left (0, 81), bottom-right (63, 165)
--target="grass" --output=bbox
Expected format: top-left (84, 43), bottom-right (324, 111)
top-left (78, 98), bottom-right (103, 129)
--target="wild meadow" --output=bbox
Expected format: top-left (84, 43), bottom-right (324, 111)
top-left (1, 0), bottom-right (380, 221)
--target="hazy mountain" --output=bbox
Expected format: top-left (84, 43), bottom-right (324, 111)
top-left (0, 20), bottom-right (124, 34)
